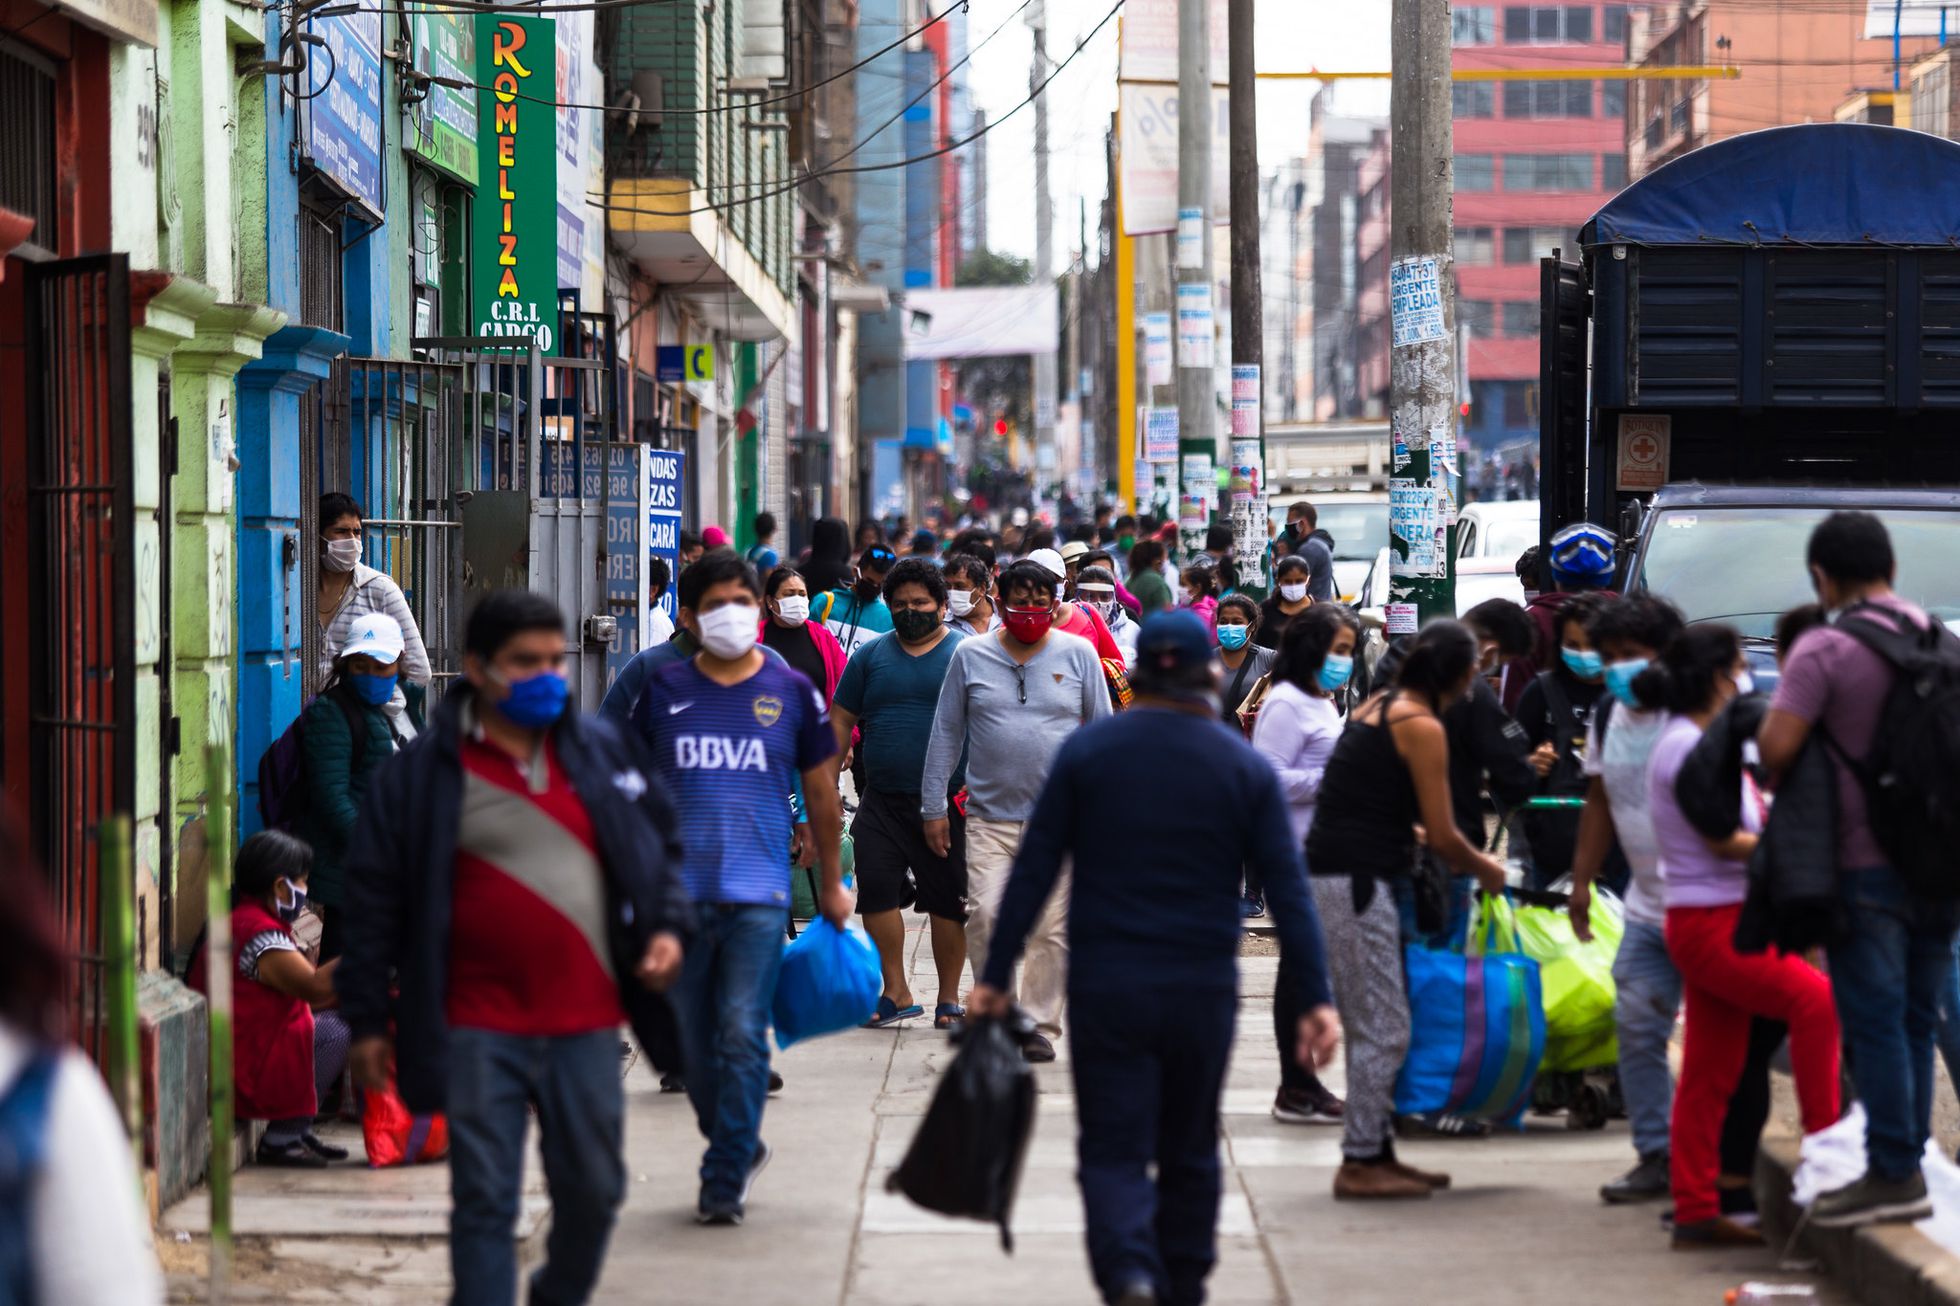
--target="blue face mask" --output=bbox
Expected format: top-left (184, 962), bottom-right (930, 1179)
top-left (1603, 658), bottom-right (1649, 708)
top-left (352, 672), bottom-right (398, 706)
top-left (1560, 647), bottom-right (1603, 680)
top-left (497, 670), bottom-right (569, 729)
top-left (1317, 653), bottom-right (1355, 693)
top-left (1217, 624), bottom-right (1250, 651)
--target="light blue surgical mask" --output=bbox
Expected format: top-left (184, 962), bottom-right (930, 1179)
top-left (1217, 624), bottom-right (1250, 651)
top-left (1603, 657), bottom-right (1649, 708)
top-left (1316, 653), bottom-right (1355, 693)
top-left (1560, 647), bottom-right (1603, 680)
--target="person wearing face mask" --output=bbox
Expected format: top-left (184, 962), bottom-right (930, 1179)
top-left (943, 553), bottom-right (1000, 636)
top-left (1181, 564), bottom-right (1222, 639)
top-left (1215, 595), bottom-right (1275, 725)
top-left (298, 613), bottom-right (413, 962)
top-left (340, 589), bottom-right (694, 1302)
top-left (188, 830), bottom-right (348, 1170)
top-left (830, 559), bottom-right (970, 1030)
top-left (758, 566), bottom-right (846, 705)
top-left (1027, 547), bottom-right (1126, 663)
top-left (632, 552), bottom-right (849, 1226)
top-left (1514, 593), bottom-right (1615, 890)
top-left (601, 549), bottom-right (797, 724)
top-left (315, 493), bottom-right (432, 734)
top-left (1075, 566), bottom-right (1136, 667)
top-left (1252, 605), bottom-right (1361, 1127)
top-left (814, 544), bottom-right (898, 659)
top-left (921, 560), bottom-right (1113, 1063)
top-left (1637, 624), bottom-right (1841, 1249)
top-left (1254, 555), bottom-right (1315, 650)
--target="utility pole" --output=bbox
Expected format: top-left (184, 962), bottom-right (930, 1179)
top-left (1386, 0), bottom-right (1459, 629)
top-left (1226, 0), bottom-right (1266, 598)
top-left (1031, 0), bottom-right (1057, 509)
top-left (1175, 0), bottom-right (1215, 564)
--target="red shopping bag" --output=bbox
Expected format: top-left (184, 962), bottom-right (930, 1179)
top-left (361, 1077), bottom-right (449, 1167)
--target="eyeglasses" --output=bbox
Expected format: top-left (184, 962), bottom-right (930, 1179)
top-left (1013, 662), bottom-right (1027, 705)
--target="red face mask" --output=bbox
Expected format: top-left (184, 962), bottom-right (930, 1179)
top-left (1002, 605), bottom-right (1054, 645)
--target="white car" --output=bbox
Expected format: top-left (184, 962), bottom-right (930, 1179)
top-left (1270, 494), bottom-right (1389, 601)
top-left (1454, 499), bottom-right (1538, 614)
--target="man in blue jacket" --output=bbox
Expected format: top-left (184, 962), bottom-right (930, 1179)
top-left (339, 589), bottom-right (693, 1306)
top-left (970, 610), bottom-right (1341, 1306)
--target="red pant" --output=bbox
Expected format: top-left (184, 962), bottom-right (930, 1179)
top-left (1665, 903), bottom-right (1841, 1224)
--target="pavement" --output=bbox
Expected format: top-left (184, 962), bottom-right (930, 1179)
top-left (165, 920), bottom-right (1869, 1304)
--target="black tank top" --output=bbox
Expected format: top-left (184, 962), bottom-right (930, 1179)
top-left (1305, 700), bottom-right (1421, 880)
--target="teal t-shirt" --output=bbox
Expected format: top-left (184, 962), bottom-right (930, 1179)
top-left (817, 587), bottom-right (894, 659)
top-left (833, 628), bottom-right (964, 795)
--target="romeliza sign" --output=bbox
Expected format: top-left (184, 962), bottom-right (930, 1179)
top-left (473, 14), bottom-right (558, 352)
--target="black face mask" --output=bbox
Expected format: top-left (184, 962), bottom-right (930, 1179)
top-left (891, 608), bottom-right (940, 642)
top-left (855, 573), bottom-right (882, 599)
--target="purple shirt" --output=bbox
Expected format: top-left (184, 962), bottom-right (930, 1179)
top-left (1648, 716), bottom-right (1747, 909)
top-left (1770, 595), bottom-right (1929, 869)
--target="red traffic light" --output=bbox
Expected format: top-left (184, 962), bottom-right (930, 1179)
top-left (993, 418), bottom-right (1008, 436)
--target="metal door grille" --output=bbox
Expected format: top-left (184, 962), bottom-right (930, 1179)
top-left (299, 200), bottom-right (344, 333)
top-left (0, 42), bottom-right (58, 255)
top-left (23, 254), bottom-right (136, 1066)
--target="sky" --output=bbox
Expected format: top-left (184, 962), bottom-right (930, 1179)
top-left (963, 0), bottom-right (1394, 264)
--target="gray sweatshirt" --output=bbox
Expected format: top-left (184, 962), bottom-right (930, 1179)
top-left (920, 629), bottom-right (1112, 821)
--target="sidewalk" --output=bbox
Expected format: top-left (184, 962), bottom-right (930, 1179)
top-left (166, 922), bottom-right (1859, 1303)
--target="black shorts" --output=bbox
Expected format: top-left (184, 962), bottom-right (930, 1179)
top-left (852, 786), bottom-right (967, 922)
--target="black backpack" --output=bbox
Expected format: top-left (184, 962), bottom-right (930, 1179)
top-left (1825, 603), bottom-right (1960, 899)
top-left (256, 689), bottom-right (368, 832)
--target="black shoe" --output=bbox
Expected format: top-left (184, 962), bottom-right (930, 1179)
top-left (1240, 893), bottom-right (1265, 919)
top-left (1600, 1153), bottom-right (1670, 1205)
top-left (1272, 1086), bottom-right (1343, 1126)
top-left (1719, 1182), bottom-right (1759, 1220)
top-left (738, 1140), bottom-right (772, 1207)
top-left (1022, 1033), bottom-right (1057, 1063)
top-left (256, 1137), bottom-right (328, 1169)
top-left (768, 1071), bottom-right (785, 1096)
top-left (695, 1203), bottom-right (743, 1227)
top-left (1810, 1171), bottom-right (1933, 1228)
top-left (299, 1131), bottom-right (350, 1162)
top-left (659, 1073), bottom-right (685, 1094)
top-left (1113, 1278), bottom-right (1159, 1305)
top-left (1394, 1112), bottom-right (1490, 1140)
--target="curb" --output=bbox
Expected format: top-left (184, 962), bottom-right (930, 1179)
top-left (1758, 1136), bottom-right (1960, 1306)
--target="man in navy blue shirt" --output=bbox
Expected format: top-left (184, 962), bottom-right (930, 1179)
top-left (633, 551), bottom-right (848, 1226)
top-left (971, 610), bottom-right (1340, 1306)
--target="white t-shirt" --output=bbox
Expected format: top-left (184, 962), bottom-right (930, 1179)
top-left (0, 1022), bottom-right (163, 1305)
top-left (643, 604), bottom-right (676, 652)
top-left (1583, 703), bottom-right (1670, 927)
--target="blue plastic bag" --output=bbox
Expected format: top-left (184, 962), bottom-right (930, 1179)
top-left (1392, 895), bottom-right (1546, 1126)
top-left (772, 918), bottom-right (882, 1049)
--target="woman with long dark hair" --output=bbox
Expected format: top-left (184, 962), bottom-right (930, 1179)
top-left (758, 565), bottom-right (846, 704)
top-left (1253, 605), bottom-right (1362, 1126)
top-left (1305, 619), bottom-right (1509, 1199)
top-left (1636, 624), bottom-right (1840, 1248)
top-left (801, 516), bottom-right (854, 597)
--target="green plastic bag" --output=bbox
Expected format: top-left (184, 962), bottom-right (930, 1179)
top-left (791, 828), bottom-right (853, 920)
top-left (1510, 891), bottom-right (1624, 1073)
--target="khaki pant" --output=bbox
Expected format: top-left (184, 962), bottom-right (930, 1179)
top-left (964, 816), bottom-right (1069, 1039)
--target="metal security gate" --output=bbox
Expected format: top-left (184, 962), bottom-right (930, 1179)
top-left (23, 254), bottom-right (136, 1066)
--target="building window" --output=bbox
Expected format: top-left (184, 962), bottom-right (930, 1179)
top-left (1503, 152), bottom-right (1595, 191)
top-left (1454, 82), bottom-right (1495, 118)
top-left (1504, 79), bottom-right (1593, 117)
top-left (298, 199), bottom-right (346, 333)
top-left (1457, 226), bottom-right (1496, 264)
top-left (1670, 98), bottom-right (1692, 136)
top-left (1454, 6), bottom-right (1496, 44)
top-left (1457, 153), bottom-right (1496, 190)
top-left (1602, 81), bottom-right (1627, 118)
top-left (1502, 301), bottom-right (1538, 336)
top-left (1604, 4), bottom-right (1629, 43)
top-left (1460, 299), bottom-right (1496, 337)
top-left (1504, 225), bottom-right (1577, 263)
top-left (0, 43), bottom-right (58, 255)
top-left (1602, 153), bottom-right (1628, 190)
top-left (1504, 4), bottom-right (1595, 42)
top-left (1503, 380), bottom-right (1537, 427)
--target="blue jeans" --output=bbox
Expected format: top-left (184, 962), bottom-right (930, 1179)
top-left (1827, 866), bottom-right (1960, 1181)
top-left (1935, 940), bottom-right (1960, 1098)
top-left (1612, 919), bottom-right (1682, 1160)
top-left (1071, 984), bottom-right (1237, 1306)
top-left (674, 902), bottom-right (787, 1206)
top-left (446, 1027), bottom-right (626, 1306)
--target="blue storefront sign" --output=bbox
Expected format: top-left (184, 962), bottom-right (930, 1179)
top-left (606, 445), bottom-right (649, 689)
top-left (304, 8), bottom-right (385, 215)
top-left (647, 447), bottom-right (685, 626)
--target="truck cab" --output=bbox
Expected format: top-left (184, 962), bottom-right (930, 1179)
top-left (1539, 123), bottom-right (1960, 650)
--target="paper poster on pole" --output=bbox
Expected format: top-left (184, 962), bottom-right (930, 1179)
top-left (1176, 283), bottom-right (1215, 368)
top-left (1385, 602), bottom-right (1419, 635)
top-left (1143, 311), bottom-right (1172, 386)
top-left (1390, 256), bottom-right (1448, 349)
top-left (1228, 438), bottom-right (1260, 506)
top-left (1144, 407), bottom-right (1179, 462)
top-left (1117, 84), bottom-right (1232, 235)
top-left (1616, 414), bottom-right (1671, 491)
top-left (1389, 476), bottom-right (1442, 578)
top-left (1177, 206), bottom-right (1205, 269)
top-left (1230, 363), bottom-right (1260, 438)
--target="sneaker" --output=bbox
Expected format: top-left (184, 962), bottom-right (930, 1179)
top-left (695, 1203), bottom-right (743, 1227)
top-left (1810, 1171), bottom-right (1933, 1229)
top-left (1272, 1086), bottom-right (1343, 1126)
top-left (255, 1137), bottom-right (328, 1169)
top-left (1395, 1112), bottom-right (1490, 1140)
top-left (737, 1140), bottom-right (773, 1208)
top-left (1022, 1033), bottom-right (1057, 1064)
top-left (1671, 1216), bottom-right (1765, 1249)
top-left (1333, 1159), bottom-right (1434, 1200)
top-left (1600, 1153), bottom-right (1670, 1205)
top-left (659, 1073), bottom-right (685, 1094)
top-left (1240, 893), bottom-right (1265, 919)
top-left (299, 1131), bottom-right (350, 1162)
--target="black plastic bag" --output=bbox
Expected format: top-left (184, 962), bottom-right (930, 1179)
top-left (885, 1008), bottom-right (1038, 1251)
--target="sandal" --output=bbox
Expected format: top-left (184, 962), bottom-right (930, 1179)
top-left (863, 995), bottom-right (923, 1028)
top-left (934, 1003), bottom-right (965, 1030)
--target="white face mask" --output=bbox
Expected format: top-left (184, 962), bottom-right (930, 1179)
top-left (947, 589), bottom-right (977, 618)
top-left (1733, 668), bottom-right (1757, 697)
top-left (1279, 581), bottom-right (1308, 603)
top-left (323, 537), bottom-right (362, 573)
top-left (697, 603), bottom-right (759, 660)
top-left (774, 595), bottom-right (810, 626)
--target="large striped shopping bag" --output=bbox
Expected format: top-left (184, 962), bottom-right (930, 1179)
top-left (1392, 894), bottom-right (1546, 1126)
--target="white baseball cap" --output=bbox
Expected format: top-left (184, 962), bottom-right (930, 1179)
top-left (341, 612), bottom-right (406, 664)
top-left (1027, 548), bottom-right (1067, 580)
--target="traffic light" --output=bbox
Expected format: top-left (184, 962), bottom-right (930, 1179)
top-left (993, 418), bottom-right (1008, 436)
